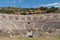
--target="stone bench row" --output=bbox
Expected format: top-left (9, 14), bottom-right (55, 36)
top-left (0, 19), bottom-right (60, 30)
top-left (0, 14), bottom-right (60, 21)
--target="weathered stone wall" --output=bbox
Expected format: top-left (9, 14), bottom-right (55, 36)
top-left (0, 13), bottom-right (60, 37)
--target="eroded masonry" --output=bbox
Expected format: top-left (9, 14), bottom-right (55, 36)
top-left (0, 13), bottom-right (60, 37)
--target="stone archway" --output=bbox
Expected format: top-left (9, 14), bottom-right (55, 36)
top-left (26, 29), bottom-right (33, 37)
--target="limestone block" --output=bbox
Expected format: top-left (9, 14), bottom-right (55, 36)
top-left (1, 15), bottom-right (6, 19)
top-left (19, 16), bottom-right (25, 20)
top-left (25, 21), bottom-right (33, 29)
top-left (15, 16), bottom-right (19, 20)
top-left (34, 22), bottom-right (44, 29)
top-left (26, 16), bottom-right (32, 20)
top-left (53, 22), bottom-right (60, 29)
top-left (0, 19), bottom-right (4, 29)
top-left (45, 15), bottom-right (53, 21)
top-left (12, 21), bottom-right (25, 29)
top-left (39, 15), bottom-right (46, 21)
top-left (9, 16), bottom-right (13, 20)
top-left (33, 17), bottom-right (38, 21)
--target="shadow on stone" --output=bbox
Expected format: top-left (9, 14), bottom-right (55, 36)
top-left (28, 35), bottom-right (33, 37)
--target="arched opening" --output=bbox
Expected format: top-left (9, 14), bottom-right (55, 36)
top-left (26, 30), bottom-right (33, 37)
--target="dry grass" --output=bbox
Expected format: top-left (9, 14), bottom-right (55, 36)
top-left (0, 36), bottom-right (60, 40)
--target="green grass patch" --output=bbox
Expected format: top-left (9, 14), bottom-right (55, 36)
top-left (0, 36), bottom-right (60, 40)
